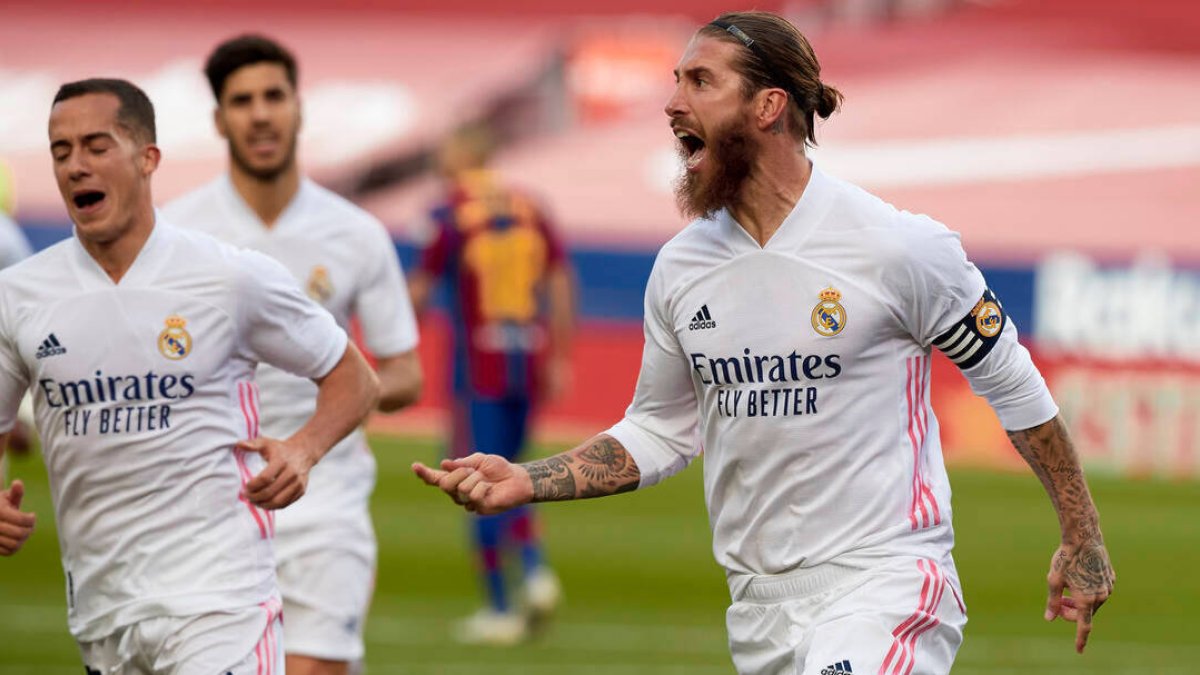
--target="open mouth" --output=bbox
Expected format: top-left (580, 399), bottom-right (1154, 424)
top-left (675, 129), bottom-right (707, 170)
top-left (247, 133), bottom-right (281, 154)
top-left (72, 190), bottom-right (106, 212)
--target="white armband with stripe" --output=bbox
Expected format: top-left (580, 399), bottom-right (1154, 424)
top-left (934, 289), bottom-right (1058, 430)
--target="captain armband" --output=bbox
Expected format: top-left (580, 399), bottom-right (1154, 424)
top-left (931, 289), bottom-right (1006, 370)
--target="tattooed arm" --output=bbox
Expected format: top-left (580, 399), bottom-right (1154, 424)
top-left (1007, 414), bottom-right (1114, 655)
top-left (411, 434), bottom-right (640, 515)
top-left (524, 434), bottom-right (640, 501)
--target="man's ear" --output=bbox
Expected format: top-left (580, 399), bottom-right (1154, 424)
top-left (140, 144), bottom-right (162, 176)
top-left (213, 106), bottom-right (228, 140)
top-left (756, 88), bottom-right (789, 132)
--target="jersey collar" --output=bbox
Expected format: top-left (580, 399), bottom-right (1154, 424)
top-left (70, 211), bottom-right (173, 288)
top-left (717, 163), bottom-right (835, 253)
top-left (218, 173), bottom-right (314, 235)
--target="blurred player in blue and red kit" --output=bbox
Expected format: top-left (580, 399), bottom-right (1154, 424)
top-left (409, 123), bottom-right (574, 645)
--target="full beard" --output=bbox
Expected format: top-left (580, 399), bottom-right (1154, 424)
top-left (673, 113), bottom-right (759, 221)
top-left (230, 134), bottom-right (298, 183)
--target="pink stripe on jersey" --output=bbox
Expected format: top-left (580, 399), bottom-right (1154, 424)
top-left (915, 359), bottom-right (942, 526)
top-left (880, 559), bottom-right (932, 672)
top-left (905, 359), bottom-right (922, 530)
top-left (879, 559), bottom-right (946, 675)
top-left (247, 383), bottom-right (261, 439)
top-left (897, 559), bottom-right (940, 667)
top-left (948, 578), bottom-right (967, 616)
top-left (265, 602), bottom-right (274, 675)
top-left (238, 383), bottom-right (254, 439)
top-left (235, 450), bottom-right (269, 539)
top-left (260, 598), bottom-right (282, 675)
top-left (256, 600), bottom-right (273, 675)
top-left (879, 560), bottom-right (929, 675)
top-left (236, 382), bottom-right (274, 538)
top-left (906, 357), bottom-right (942, 530)
top-left (248, 384), bottom-right (275, 536)
top-left (906, 358), bottom-right (933, 529)
top-left (898, 562), bottom-right (946, 675)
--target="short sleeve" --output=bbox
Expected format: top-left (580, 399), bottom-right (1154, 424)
top-left (0, 288), bottom-right (30, 432)
top-left (879, 213), bottom-right (1057, 430)
top-left (604, 258), bottom-right (701, 487)
top-left (353, 222), bottom-right (419, 357)
top-left (235, 250), bottom-right (348, 379)
top-left (882, 212), bottom-right (987, 347)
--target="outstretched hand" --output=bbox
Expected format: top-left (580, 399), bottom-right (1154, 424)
top-left (412, 453), bottom-right (533, 515)
top-left (1044, 536), bottom-right (1115, 654)
top-left (238, 437), bottom-right (317, 510)
top-left (0, 479), bottom-right (36, 555)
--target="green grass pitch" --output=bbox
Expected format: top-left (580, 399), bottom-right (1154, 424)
top-left (1, 434), bottom-right (1197, 673)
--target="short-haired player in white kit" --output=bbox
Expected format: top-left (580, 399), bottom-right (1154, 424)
top-left (164, 35), bottom-right (423, 675)
top-left (415, 11), bottom-right (1116, 675)
top-left (0, 78), bottom-right (380, 674)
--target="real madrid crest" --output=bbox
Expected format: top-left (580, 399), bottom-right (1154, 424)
top-left (972, 297), bottom-right (1003, 338)
top-left (158, 315), bottom-right (192, 360)
top-left (306, 265), bottom-right (334, 303)
top-left (811, 286), bottom-right (847, 337)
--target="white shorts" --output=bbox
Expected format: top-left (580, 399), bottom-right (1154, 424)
top-left (78, 599), bottom-right (283, 675)
top-left (273, 440), bottom-right (377, 663)
top-left (276, 544), bottom-right (375, 662)
top-left (726, 557), bottom-right (967, 675)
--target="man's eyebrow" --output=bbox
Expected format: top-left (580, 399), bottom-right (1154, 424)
top-left (50, 131), bottom-right (118, 151)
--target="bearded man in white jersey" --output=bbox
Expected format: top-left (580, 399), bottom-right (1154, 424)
top-left (415, 11), bottom-right (1115, 674)
top-left (0, 78), bottom-right (380, 674)
top-left (164, 35), bottom-right (422, 675)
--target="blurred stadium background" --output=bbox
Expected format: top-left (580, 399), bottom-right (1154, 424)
top-left (2, 0), bottom-right (1198, 672)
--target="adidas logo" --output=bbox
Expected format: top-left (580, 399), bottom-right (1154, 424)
top-left (35, 333), bottom-right (67, 360)
top-left (688, 304), bottom-right (716, 331)
top-left (820, 660), bottom-right (853, 675)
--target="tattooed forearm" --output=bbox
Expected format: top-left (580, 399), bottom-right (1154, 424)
top-left (1010, 416), bottom-right (1114, 624)
top-left (576, 436), bottom-right (641, 498)
top-left (1010, 415), bottom-right (1114, 596)
top-left (523, 434), bottom-right (641, 502)
top-left (1007, 415), bottom-right (1099, 542)
top-left (525, 455), bottom-right (578, 501)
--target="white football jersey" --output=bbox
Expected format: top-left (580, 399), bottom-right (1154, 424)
top-left (0, 220), bottom-right (348, 640)
top-left (607, 167), bottom-right (1056, 586)
top-left (164, 176), bottom-right (418, 545)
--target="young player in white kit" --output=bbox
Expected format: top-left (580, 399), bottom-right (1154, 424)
top-left (414, 11), bottom-right (1115, 675)
top-left (0, 79), bottom-right (380, 674)
top-left (164, 36), bottom-right (422, 675)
